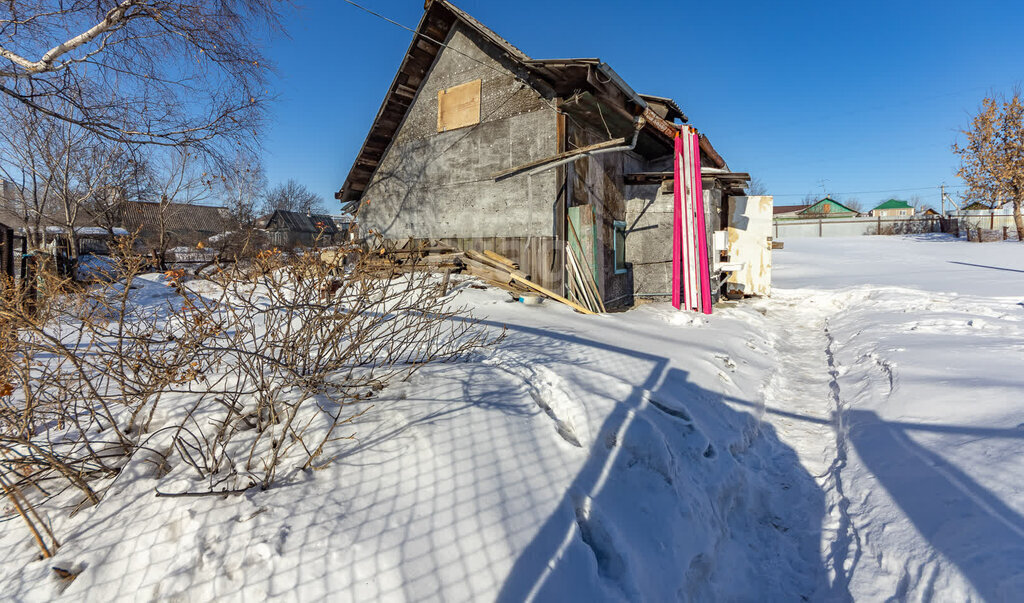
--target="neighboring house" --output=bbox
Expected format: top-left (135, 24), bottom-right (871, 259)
top-left (961, 202), bottom-right (990, 211)
top-left (115, 201), bottom-right (232, 249)
top-left (920, 207), bottom-right (940, 216)
top-left (0, 201), bottom-right (120, 256)
top-left (259, 210), bottom-right (340, 247)
top-left (337, 0), bottom-right (757, 306)
top-left (870, 199), bottom-right (914, 217)
top-left (773, 204), bottom-right (811, 218)
top-left (797, 198), bottom-right (858, 218)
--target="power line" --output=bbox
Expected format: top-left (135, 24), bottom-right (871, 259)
top-left (770, 184), bottom-right (965, 198)
top-left (341, 0), bottom-right (513, 80)
top-left (339, 0), bottom-right (594, 134)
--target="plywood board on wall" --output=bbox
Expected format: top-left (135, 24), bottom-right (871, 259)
top-left (437, 79), bottom-right (481, 132)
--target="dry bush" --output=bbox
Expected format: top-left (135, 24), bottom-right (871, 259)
top-left (0, 237), bottom-right (500, 558)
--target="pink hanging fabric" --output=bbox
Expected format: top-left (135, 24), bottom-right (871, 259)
top-left (691, 133), bottom-right (713, 314)
top-left (671, 134), bottom-right (683, 309)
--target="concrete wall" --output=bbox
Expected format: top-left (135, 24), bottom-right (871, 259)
top-left (624, 163), bottom-right (723, 299)
top-left (358, 23), bottom-right (559, 240)
top-left (773, 216), bottom-right (940, 238)
top-left (624, 180), bottom-right (673, 297)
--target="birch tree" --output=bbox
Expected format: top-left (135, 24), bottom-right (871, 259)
top-left (0, 1), bottom-right (285, 152)
top-left (954, 93), bottom-right (1024, 241)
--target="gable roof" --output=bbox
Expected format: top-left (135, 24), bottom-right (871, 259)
top-left (336, 1), bottom-right (717, 208)
top-left (117, 201), bottom-right (230, 235)
top-left (260, 210), bottom-right (339, 235)
top-left (873, 199), bottom-right (912, 210)
top-left (773, 204), bottom-right (810, 215)
top-left (798, 198), bottom-right (857, 214)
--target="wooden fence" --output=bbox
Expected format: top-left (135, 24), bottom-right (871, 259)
top-left (0, 222), bottom-right (27, 281)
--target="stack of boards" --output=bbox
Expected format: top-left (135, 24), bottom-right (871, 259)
top-left (356, 238), bottom-right (597, 315)
top-left (673, 126), bottom-right (713, 315)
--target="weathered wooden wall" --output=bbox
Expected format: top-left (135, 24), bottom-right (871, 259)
top-left (567, 119), bottom-right (633, 306)
top-left (433, 236), bottom-right (562, 292)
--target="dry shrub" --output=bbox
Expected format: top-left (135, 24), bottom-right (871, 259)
top-left (0, 238), bottom-right (500, 557)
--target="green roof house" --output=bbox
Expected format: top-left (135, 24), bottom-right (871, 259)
top-left (870, 199), bottom-right (914, 217)
top-left (796, 197), bottom-right (858, 218)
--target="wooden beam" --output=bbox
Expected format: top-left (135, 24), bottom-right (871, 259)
top-left (492, 137), bottom-right (627, 181)
top-left (510, 273), bottom-right (596, 315)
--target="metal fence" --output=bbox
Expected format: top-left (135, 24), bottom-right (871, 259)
top-left (773, 215), bottom-right (941, 239)
top-left (951, 209), bottom-right (1018, 232)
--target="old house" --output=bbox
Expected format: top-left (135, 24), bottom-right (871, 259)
top-left (114, 201), bottom-right (232, 249)
top-left (337, 0), bottom-right (760, 307)
top-left (259, 210), bottom-right (340, 247)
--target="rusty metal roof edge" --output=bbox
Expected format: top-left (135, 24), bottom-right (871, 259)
top-left (638, 93), bottom-right (687, 122)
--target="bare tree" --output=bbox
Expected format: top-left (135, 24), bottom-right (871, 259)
top-left (0, 1), bottom-right (286, 152)
top-left (220, 152), bottom-right (266, 227)
top-left (0, 98), bottom-right (58, 249)
top-left (146, 147), bottom-right (213, 267)
top-left (212, 151), bottom-right (268, 257)
top-left (746, 177), bottom-right (768, 196)
top-left (0, 97), bottom-right (115, 258)
top-left (840, 197), bottom-right (863, 213)
top-left (43, 112), bottom-right (130, 260)
top-left (262, 179), bottom-right (325, 215)
top-left (954, 92), bottom-right (1024, 241)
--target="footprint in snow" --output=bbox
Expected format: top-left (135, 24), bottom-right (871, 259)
top-left (715, 354), bottom-right (737, 371)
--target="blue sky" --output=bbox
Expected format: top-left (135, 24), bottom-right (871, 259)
top-left (262, 0), bottom-right (1024, 211)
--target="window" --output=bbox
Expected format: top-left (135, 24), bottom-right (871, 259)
top-left (613, 221), bottom-right (627, 274)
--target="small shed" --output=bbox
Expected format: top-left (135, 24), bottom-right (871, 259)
top-left (260, 210), bottom-right (340, 247)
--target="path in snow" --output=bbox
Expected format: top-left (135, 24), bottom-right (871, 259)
top-left (755, 235), bottom-right (1024, 601)
top-left (752, 290), bottom-right (860, 600)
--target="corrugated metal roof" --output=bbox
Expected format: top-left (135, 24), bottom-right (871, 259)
top-left (119, 201), bottom-right (230, 234)
top-left (872, 199), bottom-right (912, 210)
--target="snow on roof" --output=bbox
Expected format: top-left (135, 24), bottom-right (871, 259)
top-left (44, 226), bottom-right (130, 236)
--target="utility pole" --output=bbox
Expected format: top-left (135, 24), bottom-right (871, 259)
top-left (940, 184), bottom-right (945, 215)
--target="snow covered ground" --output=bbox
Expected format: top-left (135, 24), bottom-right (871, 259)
top-left (764, 235), bottom-right (1024, 601)
top-left (2, 234), bottom-right (1022, 601)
